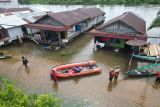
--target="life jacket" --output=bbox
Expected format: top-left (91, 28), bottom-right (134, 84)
top-left (156, 72), bottom-right (160, 78)
top-left (109, 71), bottom-right (115, 77)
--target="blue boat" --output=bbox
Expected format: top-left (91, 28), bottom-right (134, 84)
top-left (126, 63), bottom-right (160, 77)
top-left (131, 54), bottom-right (160, 62)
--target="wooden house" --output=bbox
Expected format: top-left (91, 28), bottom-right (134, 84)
top-left (0, 15), bottom-right (27, 45)
top-left (89, 12), bottom-right (147, 50)
top-left (25, 8), bottom-right (105, 48)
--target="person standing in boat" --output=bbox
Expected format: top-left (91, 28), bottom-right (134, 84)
top-left (22, 56), bottom-right (28, 68)
top-left (109, 69), bottom-right (115, 82)
top-left (156, 72), bottom-right (160, 83)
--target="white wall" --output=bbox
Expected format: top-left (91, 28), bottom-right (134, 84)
top-left (67, 26), bottom-right (76, 38)
top-left (96, 15), bottom-right (104, 23)
top-left (27, 28), bottom-right (40, 34)
top-left (8, 26), bottom-right (23, 42)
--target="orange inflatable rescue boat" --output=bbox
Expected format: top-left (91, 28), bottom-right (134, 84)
top-left (50, 61), bottom-right (102, 79)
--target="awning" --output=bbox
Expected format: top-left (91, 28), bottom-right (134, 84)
top-left (89, 29), bottom-right (147, 41)
top-left (24, 24), bottom-right (71, 32)
top-left (126, 39), bottom-right (146, 46)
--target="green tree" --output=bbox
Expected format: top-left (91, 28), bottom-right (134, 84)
top-left (148, 10), bottom-right (160, 30)
top-left (0, 76), bottom-right (61, 107)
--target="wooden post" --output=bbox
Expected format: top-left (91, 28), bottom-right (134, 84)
top-left (30, 28), bottom-right (33, 37)
top-left (40, 30), bottom-right (46, 43)
top-left (138, 45), bottom-right (142, 55)
top-left (94, 36), bottom-right (98, 51)
top-left (58, 32), bottom-right (62, 47)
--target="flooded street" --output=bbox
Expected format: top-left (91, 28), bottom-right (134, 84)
top-left (1, 5), bottom-right (160, 107)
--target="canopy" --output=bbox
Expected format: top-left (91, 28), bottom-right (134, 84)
top-left (126, 39), bottom-right (146, 46)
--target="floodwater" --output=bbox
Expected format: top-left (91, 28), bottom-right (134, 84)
top-left (1, 5), bottom-right (160, 107)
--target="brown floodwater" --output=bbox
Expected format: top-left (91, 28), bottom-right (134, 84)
top-left (0, 5), bottom-right (160, 107)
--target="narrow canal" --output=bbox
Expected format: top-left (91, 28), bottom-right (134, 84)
top-left (0, 5), bottom-right (160, 107)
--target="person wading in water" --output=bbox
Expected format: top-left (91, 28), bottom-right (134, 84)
top-left (114, 66), bottom-right (120, 81)
top-left (22, 56), bottom-right (28, 68)
top-left (51, 70), bottom-right (58, 82)
top-left (109, 69), bottom-right (115, 82)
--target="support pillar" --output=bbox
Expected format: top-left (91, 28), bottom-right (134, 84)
top-left (93, 36), bottom-right (97, 51)
top-left (58, 32), bottom-right (62, 47)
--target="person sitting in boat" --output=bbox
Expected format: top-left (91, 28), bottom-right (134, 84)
top-left (72, 66), bottom-right (82, 73)
top-left (88, 61), bottom-right (94, 69)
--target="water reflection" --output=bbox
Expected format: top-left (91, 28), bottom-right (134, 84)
top-left (52, 82), bottom-right (59, 92)
top-left (1, 5), bottom-right (160, 107)
top-left (152, 82), bottom-right (160, 90)
top-left (73, 78), bottom-right (80, 84)
top-left (107, 80), bottom-right (119, 92)
top-left (107, 82), bottom-right (113, 92)
top-left (25, 67), bottom-right (30, 73)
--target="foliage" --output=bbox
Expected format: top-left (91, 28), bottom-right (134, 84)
top-left (148, 10), bottom-right (160, 30)
top-left (0, 76), bottom-right (61, 107)
top-left (18, 0), bottom-right (160, 5)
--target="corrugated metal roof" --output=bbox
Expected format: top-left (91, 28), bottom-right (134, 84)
top-left (0, 0), bottom-right (11, 2)
top-left (48, 11), bottom-right (81, 26)
top-left (78, 7), bottom-right (105, 18)
top-left (15, 11), bottom-right (47, 23)
top-left (97, 12), bottom-right (146, 35)
top-left (0, 8), bottom-right (33, 14)
top-left (46, 7), bottom-right (104, 26)
top-left (29, 7), bottom-right (49, 12)
top-left (0, 15), bottom-right (27, 28)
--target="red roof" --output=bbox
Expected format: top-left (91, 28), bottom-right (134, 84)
top-left (97, 12), bottom-right (146, 35)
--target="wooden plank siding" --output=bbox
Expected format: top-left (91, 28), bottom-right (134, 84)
top-left (103, 21), bottom-right (140, 35)
top-left (36, 16), bottom-right (64, 27)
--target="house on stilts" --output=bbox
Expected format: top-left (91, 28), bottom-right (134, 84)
top-left (24, 7), bottom-right (105, 50)
top-left (89, 12), bottom-right (147, 52)
top-left (0, 7), bottom-right (50, 46)
top-left (0, 15), bottom-right (28, 46)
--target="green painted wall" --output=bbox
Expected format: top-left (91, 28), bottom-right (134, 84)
top-left (109, 39), bottom-right (126, 48)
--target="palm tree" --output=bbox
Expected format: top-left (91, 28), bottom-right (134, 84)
top-left (148, 10), bottom-right (160, 30)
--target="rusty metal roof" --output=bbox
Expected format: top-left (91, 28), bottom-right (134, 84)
top-left (97, 12), bottom-right (146, 35)
top-left (78, 7), bottom-right (105, 18)
top-left (0, 8), bottom-right (33, 14)
top-left (46, 7), bottom-right (104, 26)
top-left (0, 0), bottom-right (10, 2)
top-left (48, 11), bottom-right (81, 26)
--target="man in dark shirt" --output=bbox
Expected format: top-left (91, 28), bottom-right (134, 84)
top-left (22, 56), bottom-right (28, 68)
